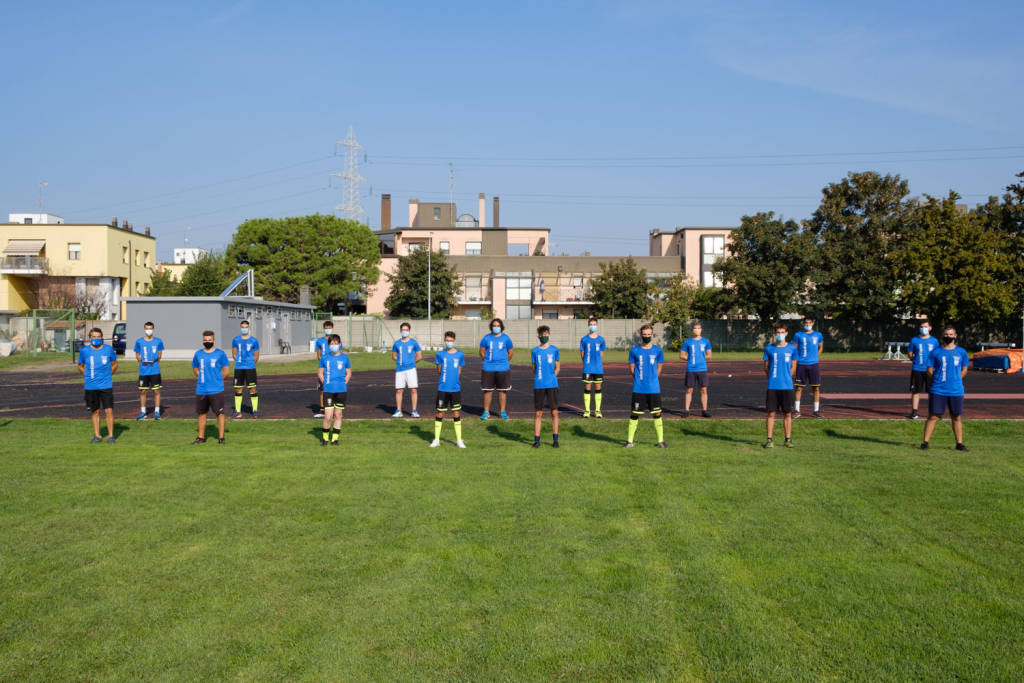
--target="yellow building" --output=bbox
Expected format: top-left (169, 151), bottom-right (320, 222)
top-left (1, 214), bottom-right (156, 320)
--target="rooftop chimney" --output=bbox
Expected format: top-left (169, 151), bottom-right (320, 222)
top-left (111, 216), bottom-right (118, 227)
top-left (478, 193), bottom-right (486, 228)
top-left (144, 226), bottom-right (151, 236)
top-left (492, 196), bottom-right (500, 228)
top-left (381, 194), bottom-right (391, 231)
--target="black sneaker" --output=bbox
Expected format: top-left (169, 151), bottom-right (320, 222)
top-left (532, 441), bottom-right (540, 449)
top-left (907, 412), bottom-right (920, 420)
top-left (552, 441), bottom-right (559, 448)
top-left (955, 443), bottom-right (969, 452)
top-left (331, 440), bottom-right (340, 446)
top-left (813, 411), bottom-right (823, 418)
top-left (107, 437), bottom-right (116, 444)
top-left (192, 437), bottom-right (206, 445)
top-left (919, 441), bottom-right (929, 450)
top-left (217, 438), bottom-right (225, 445)
top-left (90, 436), bottom-right (102, 443)
top-left (320, 440), bottom-right (328, 447)
top-left (655, 442), bottom-right (668, 449)
top-left (701, 410), bottom-right (711, 418)
top-left (681, 410), bottom-right (689, 418)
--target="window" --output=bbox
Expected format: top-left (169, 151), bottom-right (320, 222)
top-left (701, 235), bottom-right (725, 288)
top-left (135, 281), bottom-right (143, 294)
top-left (68, 243), bottom-right (81, 260)
top-left (465, 241), bottom-right (481, 255)
top-left (407, 241), bottom-right (424, 253)
top-left (506, 304), bottom-right (531, 320)
top-left (23, 217), bottom-right (33, 224)
top-left (464, 308), bottom-right (481, 320)
top-left (506, 276), bottom-right (531, 301)
top-left (433, 207), bottom-right (441, 220)
top-left (508, 243), bottom-right (529, 256)
top-left (135, 250), bottom-right (141, 266)
top-left (571, 276), bottom-right (583, 288)
top-left (122, 246), bottom-right (129, 263)
top-left (543, 309), bottom-right (558, 320)
top-left (144, 251), bottom-right (151, 267)
top-left (463, 276), bottom-right (483, 301)
top-left (439, 241), bottom-right (450, 255)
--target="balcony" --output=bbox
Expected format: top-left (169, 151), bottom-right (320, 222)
top-left (0, 256), bottom-right (48, 275)
top-left (535, 284), bottom-right (593, 305)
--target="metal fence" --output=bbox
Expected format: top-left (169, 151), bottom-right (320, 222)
top-left (0, 309), bottom-right (81, 361)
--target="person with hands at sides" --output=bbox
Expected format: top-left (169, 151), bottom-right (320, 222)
top-left (680, 321), bottom-right (712, 418)
top-left (314, 320), bottom-right (338, 418)
top-left (78, 327), bottom-right (118, 443)
top-left (133, 321), bottom-right (164, 420)
top-left (231, 320), bottom-right (260, 419)
top-left (532, 325), bottom-right (561, 448)
top-left (579, 317), bottom-right (606, 418)
top-left (318, 334), bottom-right (351, 447)
top-left (431, 331), bottom-right (467, 448)
top-left (907, 319), bottom-right (939, 420)
top-left (921, 325), bottom-right (970, 452)
top-left (192, 330), bottom-right (231, 445)
top-left (793, 315), bottom-right (824, 418)
top-left (625, 323), bottom-right (667, 449)
top-left (479, 317), bottom-right (514, 420)
top-left (391, 322), bottom-right (423, 418)
top-left (763, 322), bottom-right (798, 449)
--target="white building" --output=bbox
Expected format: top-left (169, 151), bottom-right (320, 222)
top-left (8, 213), bottom-right (65, 225)
top-left (173, 247), bottom-right (208, 265)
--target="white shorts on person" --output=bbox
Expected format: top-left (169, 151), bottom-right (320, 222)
top-left (395, 368), bottom-right (419, 389)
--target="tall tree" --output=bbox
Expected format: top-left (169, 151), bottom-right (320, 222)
top-left (974, 170), bottom-right (1024, 307)
top-left (588, 257), bottom-right (651, 319)
top-left (712, 212), bottom-right (815, 323)
top-left (225, 215), bottom-right (381, 311)
top-left (648, 273), bottom-right (702, 339)
top-left (384, 248), bottom-right (460, 318)
top-left (807, 171), bottom-right (910, 321)
top-left (178, 252), bottom-right (234, 297)
top-left (146, 268), bottom-right (180, 296)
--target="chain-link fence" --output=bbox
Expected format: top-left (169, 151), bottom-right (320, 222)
top-left (0, 309), bottom-right (82, 361)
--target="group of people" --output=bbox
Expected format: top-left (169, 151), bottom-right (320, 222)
top-left (75, 315), bottom-right (971, 451)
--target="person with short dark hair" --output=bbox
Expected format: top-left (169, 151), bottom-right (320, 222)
top-left (921, 325), bottom-right (970, 451)
top-left (391, 321), bottom-right (422, 418)
top-left (763, 323), bottom-right (798, 448)
top-left (907, 319), bottom-right (938, 419)
top-left (318, 334), bottom-right (351, 446)
top-left (479, 317), bottom-right (514, 420)
top-left (431, 331), bottom-right (466, 448)
top-left (625, 323), bottom-right (666, 448)
top-left (231, 320), bottom-right (261, 419)
top-left (134, 321), bottom-right (164, 420)
top-left (78, 327), bottom-right (118, 443)
top-left (793, 315), bottom-right (824, 417)
top-left (314, 320), bottom-right (339, 418)
top-left (579, 316), bottom-right (606, 418)
top-left (680, 321), bottom-right (712, 418)
top-left (532, 325), bottom-right (560, 448)
top-left (192, 330), bottom-right (230, 444)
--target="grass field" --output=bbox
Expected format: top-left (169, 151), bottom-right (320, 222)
top-left (2, 417), bottom-right (1022, 679)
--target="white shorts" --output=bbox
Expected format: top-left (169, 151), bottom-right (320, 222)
top-left (395, 368), bottom-right (418, 389)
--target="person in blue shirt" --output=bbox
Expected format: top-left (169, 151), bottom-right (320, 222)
top-left (318, 334), bottom-right (352, 446)
top-left (231, 320), bottom-right (261, 419)
top-left (391, 322), bottom-right (423, 418)
top-left (907, 319), bottom-right (939, 420)
top-left (680, 322), bottom-right (712, 418)
top-left (532, 325), bottom-right (561, 448)
top-left (626, 323), bottom-right (667, 448)
top-left (77, 327), bottom-right (118, 443)
top-left (479, 317), bottom-right (514, 420)
top-left (792, 315), bottom-right (824, 418)
top-left (192, 330), bottom-right (231, 444)
top-left (432, 331), bottom-right (467, 448)
top-left (314, 320), bottom-right (338, 418)
top-left (763, 322), bottom-right (798, 448)
top-left (579, 316), bottom-right (606, 418)
top-left (133, 321), bottom-right (164, 420)
top-left (921, 325), bottom-right (970, 452)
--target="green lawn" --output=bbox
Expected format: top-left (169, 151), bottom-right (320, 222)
top-left (1, 418), bottom-right (1021, 680)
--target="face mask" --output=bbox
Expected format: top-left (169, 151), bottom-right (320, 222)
top-left (445, 340), bottom-right (455, 349)
top-left (492, 327), bottom-right (502, 334)
top-left (804, 324), bottom-right (813, 331)
top-left (90, 338), bottom-right (102, 347)
top-left (203, 341), bottom-right (214, 349)
top-left (776, 333), bottom-right (787, 342)
top-left (641, 335), bottom-right (652, 344)
top-left (589, 325), bottom-right (597, 333)
top-left (401, 330), bottom-right (410, 338)
top-left (328, 344), bottom-right (341, 353)
top-left (144, 329), bottom-right (154, 337)
top-left (941, 336), bottom-right (955, 345)
top-left (539, 336), bottom-right (549, 344)
top-left (920, 327), bottom-right (930, 336)
top-left (240, 327), bottom-right (250, 335)
top-left (324, 329), bottom-right (333, 337)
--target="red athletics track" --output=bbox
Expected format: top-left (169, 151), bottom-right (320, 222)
top-left (1, 360), bottom-right (1021, 420)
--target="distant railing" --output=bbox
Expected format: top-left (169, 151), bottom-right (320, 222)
top-left (0, 256), bottom-right (48, 272)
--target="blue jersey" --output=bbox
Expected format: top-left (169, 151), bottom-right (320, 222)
top-left (793, 330), bottom-right (823, 365)
top-left (133, 337), bottom-right (164, 376)
top-left (909, 335), bottom-right (939, 372)
top-left (929, 346), bottom-right (969, 397)
top-left (78, 344), bottom-right (117, 390)
top-left (763, 343), bottom-right (797, 390)
top-left (320, 352), bottom-right (351, 393)
top-left (579, 334), bottom-right (606, 374)
top-left (629, 345), bottom-right (664, 394)
top-left (436, 349), bottom-right (466, 392)
top-left (231, 335), bottom-right (260, 369)
top-left (315, 335), bottom-right (340, 357)
top-left (192, 349), bottom-right (230, 395)
top-left (532, 345), bottom-right (560, 389)
top-left (480, 333), bottom-right (514, 371)
top-left (392, 338), bottom-right (422, 372)
top-left (682, 337), bottom-right (711, 372)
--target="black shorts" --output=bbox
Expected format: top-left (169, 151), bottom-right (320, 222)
top-left (137, 374), bottom-right (162, 390)
top-left (195, 393), bottom-right (226, 415)
top-left (323, 392), bottom-right (346, 409)
top-left (481, 369), bottom-right (511, 391)
top-left (436, 390), bottom-right (462, 412)
top-left (910, 370), bottom-right (932, 394)
top-left (84, 388), bottom-right (114, 412)
top-left (685, 371), bottom-right (709, 388)
top-left (766, 389), bottom-right (795, 413)
top-left (794, 364), bottom-right (821, 387)
top-left (929, 394), bottom-right (964, 417)
top-left (234, 368), bottom-right (258, 388)
top-left (582, 372), bottom-right (604, 384)
top-left (533, 387), bottom-right (559, 410)
top-left (630, 392), bottom-right (662, 415)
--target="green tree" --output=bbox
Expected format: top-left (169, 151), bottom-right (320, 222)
top-left (648, 273), bottom-right (701, 341)
top-left (226, 215), bottom-right (381, 311)
top-left (178, 252), bottom-right (234, 297)
top-left (384, 249), bottom-right (460, 318)
top-left (895, 193), bottom-right (1019, 328)
top-left (712, 212), bottom-right (815, 323)
top-left (974, 171), bottom-right (1024, 308)
top-left (588, 257), bottom-right (651, 319)
top-left (146, 268), bottom-right (179, 296)
top-left (807, 171), bottom-right (910, 321)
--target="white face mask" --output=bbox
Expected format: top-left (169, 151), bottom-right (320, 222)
top-left (144, 329), bottom-right (154, 337)
top-left (324, 329), bottom-right (333, 337)
top-left (804, 324), bottom-right (813, 331)
top-left (589, 325), bottom-right (597, 333)
top-left (240, 327), bottom-right (250, 335)
top-left (401, 330), bottom-right (410, 338)
top-left (445, 340), bottom-right (455, 349)
top-left (776, 333), bottom-right (787, 342)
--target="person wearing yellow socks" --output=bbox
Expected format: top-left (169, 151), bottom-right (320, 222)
top-left (231, 320), bottom-right (261, 419)
top-left (431, 331), bottom-right (466, 448)
top-left (579, 316), bottom-right (606, 418)
top-left (625, 323), bottom-right (667, 448)
top-left (317, 334), bottom-right (351, 447)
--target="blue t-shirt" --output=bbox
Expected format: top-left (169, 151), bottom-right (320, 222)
top-left (133, 337), bottom-right (164, 376)
top-left (579, 334), bottom-right (606, 374)
top-left (793, 330), bottom-right (823, 365)
top-left (629, 344), bottom-right (664, 394)
top-left (192, 348), bottom-right (231, 395)
top-left (232, 335), bottom-right (260, 370)
top-left (392, 338), bottom-right (422, 372)
top-left (480, 333), bottom-right (514, 372)
top-left (532, 345), bottom-right (560, 389)
top-left (320, 352), bottom-right (351, 393)
top-left (79, 344), bottom-right (117, 390)
top-left (436, 349), bottom-right (466, 392)
top-left (763, 343), bottom-right (797, 390)
top-left (909, 335), bottom-right (939, 372)
top-left (315, 335), bottom-right (340, 357)
top-left (682, 337), bottom-right (712, 373)
top-left (930, 346), bottom-right (969, 397)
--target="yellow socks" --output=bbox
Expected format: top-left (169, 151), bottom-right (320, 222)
top-left (595, 392), bottom-right (603, 413)
top-left (627, 417), bottom-right (639, 443)
top-left (251, 395), bottom-right (259, 412)
top-left (654, 416), bottom-right (664, 442)
top-left (434, 418), bottom-right (443, 439)
top-left (453, 418), bottom-right (462, 441)
top-left (583, 393), bottom-right (591, 412)
top-left (234, 395), bottom-right (242, 412)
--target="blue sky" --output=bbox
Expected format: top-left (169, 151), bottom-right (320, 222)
top-left (3, 0), bottom-right (1021, 260)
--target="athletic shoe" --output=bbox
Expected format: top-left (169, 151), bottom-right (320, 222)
top-left (313, 411), bottom-right (325, 418)
top-left (784, 438), bottom-right (794, 448)
top-left (217, 438), bottom-right (226, 445)
top-left (655, 442), bottom-right (668, 449)
top-left (595, 411), bottom-right (603, 419)
top-left (919, 441), bottom-right (930, 450)
top-left (681, 410), bottom-right (689, 418)
top-left (411, 410), bottom-right (420, 418)
top-left (623, 442), bottom-right (635, 449)
top-left (480, 411), bottom-right (489, 421)
top-left (429, 439), bottom-right (440, 448)
top-left (456, 440), bottom-right (466, 449)
top-left (956, 443), bottom-right (969, 452)
top-left (252, 412), bottom-right (259, 420)
top-left (552, 441), bottom-right (559, 448)
top-left (90, 436), bottom-right (102, 443)
top-left (813, 411), bottom-right (823, 418)
top-left (793, 412), bottom-right (802, 419)
top-left (392, 410), bottom-right (403, 418)
top-left (702, 411), bottom-right (711, 418)
top-left (500, 411), bottom-right (509, 420)
top-left (231, 411), bottom-right (242, 419)
top-left (192, 437), bottom-right (206, 445)
top-left (763, 439), bottom-right (774, 449)
top-left (532, 441), bottom-right (540, 449)
top-left (582, 411), bottom-right (590, 418)
top-left (907, 412), bottom-right (919, 420)
top-left (136, 411), bottom-right (147, 421)
top-left (107, 437), bottom-right (116, 444)
top-left (153, 411), bottom-right (162, 420)
top-left (331, 440), bottom-right (340, 446)
top-left (320, 440), bottom-right (328, 447)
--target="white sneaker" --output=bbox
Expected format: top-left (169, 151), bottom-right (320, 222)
top-left (429, 439), bottom-right (440, 447)
top-left (456, 440), bottom-right (466, 448)
top-left (392, 410), bottom-right (403, 418)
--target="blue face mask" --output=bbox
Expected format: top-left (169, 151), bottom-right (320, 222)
top-left (240, 327), bottom-right (250, 335)
top-left (589, 325), bottom-right (597, 333)
top-left (445, 340), bottom-right (455, 349)
top-left (804, 324), bottom-right (813, 331)
top-left (775, 333), bottom-right (786, 342)
top-left (90, 338), bottom-right (102, 347)
top-left (920, 327), bottom-right (930, 336)
top-left (328, 344), bottom-right (341, 353)
top-left (492, 327), bottom-right (501, 335)
top-left (401, 330), bottom-right (409, 338)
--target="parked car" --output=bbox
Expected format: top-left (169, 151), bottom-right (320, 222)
top-left (111, 322), bottom-right (127, 355)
